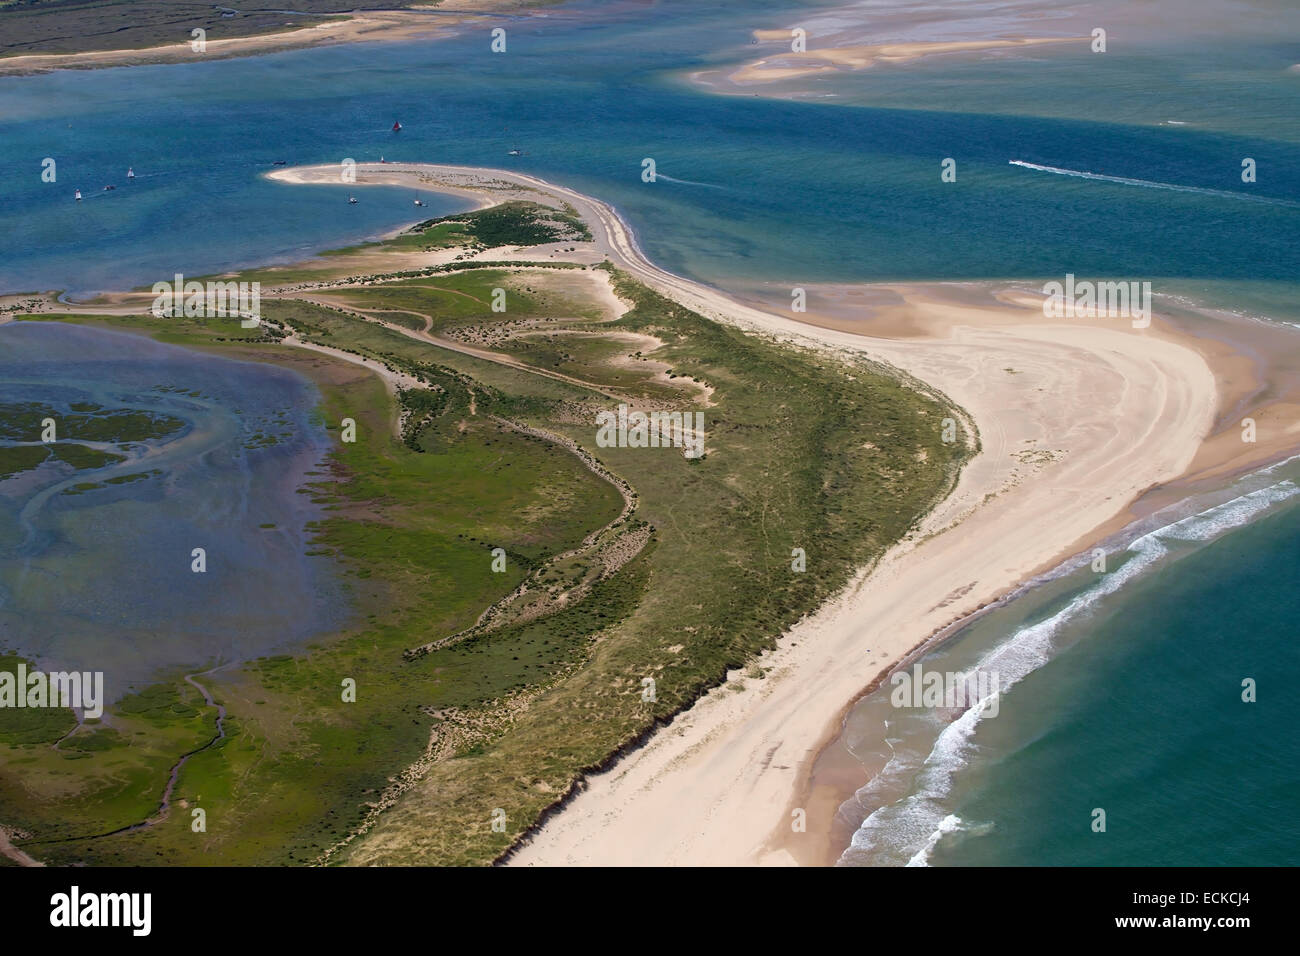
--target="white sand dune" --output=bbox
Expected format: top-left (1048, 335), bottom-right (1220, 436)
top-left (268, 163), bottom-right (1265, 867)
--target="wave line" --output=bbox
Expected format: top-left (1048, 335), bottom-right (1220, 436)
top-left (1008, 159), bottom-right (1300, 208)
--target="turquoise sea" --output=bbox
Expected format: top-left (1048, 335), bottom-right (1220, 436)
top-left (1, 0), bottom-right (1297, 300)
top-left (0, 0), bottom-right (1296, 863)
top-left (836, 464), bottom-right (1300, 867)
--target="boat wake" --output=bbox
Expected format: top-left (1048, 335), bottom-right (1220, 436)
top-left (656, 174), bottom-right (727, 190)
top-left (1008, 159), bottom-right (1300, 208)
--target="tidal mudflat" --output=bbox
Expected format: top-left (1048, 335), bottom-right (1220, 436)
top-left (0, 320), bottom-right (346, 700)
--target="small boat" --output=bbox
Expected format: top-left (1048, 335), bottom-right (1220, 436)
top-left (126, 167), bottom-right (135, 179)
top-left (75, 189), bottom-right (82, 201)
top-left (380, 155), bottom-right (386, 164)
top-left (103, 185), bottom-right (115, 191)
top-left (508, 147), bottom-right (522, 156)
top-left (392, 120), bottom-right (402, 132)
top-left (272, 160), bottom-right (288, 166)
top-left (413, 198), bottom-right (425, 207)
top-left (348, 196), bottom-right (358, 204)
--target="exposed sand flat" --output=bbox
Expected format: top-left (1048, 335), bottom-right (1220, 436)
top-left (727, 36), bottom-right (1082, 85)
top-left (268, 162), bottom-right (549, 206)
top-left (265, 163), bottom-right (1292, 867)
top-left (506, 305), bottom-right (1220, 867)
top-left (0, 2), bottom-right (539, 75)
top-left (690, 0), bottom-right (1117, 98)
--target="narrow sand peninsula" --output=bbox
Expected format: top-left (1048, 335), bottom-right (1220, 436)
top-left (266, 163), bottom-right (1287, 867)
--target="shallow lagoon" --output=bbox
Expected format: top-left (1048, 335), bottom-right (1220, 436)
top-left (0, 322), bottom-right (346, 700)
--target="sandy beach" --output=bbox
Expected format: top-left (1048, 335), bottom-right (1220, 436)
top-left (687, 0), bottom-right (1102, 98)
top-left (243, 163), bottom-right (1300, 865)
top-left (719, 36), bottom-right (1083, 87)
top-left (0, 1), bottom-right (549, 76)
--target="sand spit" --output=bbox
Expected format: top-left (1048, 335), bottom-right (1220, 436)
top-left (239, 164), bottom-right (1300, 865)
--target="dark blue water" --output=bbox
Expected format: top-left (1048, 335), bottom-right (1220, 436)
top-left (1, 0), bottom-right (1298, 862)
top-left (0, 0), bottom-right (1297, 296)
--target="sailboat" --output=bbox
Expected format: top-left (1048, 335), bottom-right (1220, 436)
top-left (127, 167), bottom-right (135, 180)
top-left (75, 189), bottom-right (82, 201)
top-left (413, 197), bottom-right (425, 207)
top-left (392, 120), bottom-right (402, 132)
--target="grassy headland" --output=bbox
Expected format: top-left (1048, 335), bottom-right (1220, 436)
top-left (0, 198), bottom-right (969, 865)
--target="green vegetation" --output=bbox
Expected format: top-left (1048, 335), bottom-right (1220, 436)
top-left (0, 444), bottom-right (52, 478)
top-left (23, 311), bottom-right (266, 339)
top-left (0, 215), bottom-right (968, 866)
top-left (0, 655), bottom-right (77, 745)
top-left (326, 201), bottom-right (594, 259)
top-left (0, 399), bottom-right (184, 444)
top-left (0, 398), bottom-right (183, 480)
top-left (339, 266), bottom-right (967, 864)
top-left (0, 656), bottom-right (219, 845)
top-left (0, 313), bottom-right (628, 865)
top-left (422, 200), bottom-right (592, 248)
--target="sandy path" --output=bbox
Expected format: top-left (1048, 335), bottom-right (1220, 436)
top-left (511, 316), bottom-right (1215, 867)
top-left (281, 270), bottom-right (633, 400)
top-left (0, 826), bottom-right (43, 867)
top-left (264, 163), bottom-right (1239, 866)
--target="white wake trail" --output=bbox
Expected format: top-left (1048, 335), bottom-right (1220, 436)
top-left (1008, 159), bottom-right (1300, 208)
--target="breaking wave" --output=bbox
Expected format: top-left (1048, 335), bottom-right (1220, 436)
top-left (841, 478), bottom-right (1300, 866)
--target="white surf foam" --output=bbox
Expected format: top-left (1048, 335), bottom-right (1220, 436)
top-left (1008, 159), bottom-right (1300, 209)
top-left (906, 814), bottom-right (967, 866)
top-left (842, 477), bottom-right (1300, 865)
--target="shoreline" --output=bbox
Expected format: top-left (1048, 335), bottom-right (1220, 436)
top-left (28, 161), bottom-right (1300, 866)
top-left (0, 2), bottom-right (554, 76)
top-left (809, 447), bottom-right (1300, 866)
top-left (695, 34), bottom-right (1085, 95)
top-left (261, 163), bottom-right (1300, 867)
top-left (683, 0), bottom-right (1102, 103)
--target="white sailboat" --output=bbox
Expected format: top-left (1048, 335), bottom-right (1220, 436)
top-left (127, 167), bottom-right (135, 180)
top-left (75, 189), bottom-right (82, 201)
